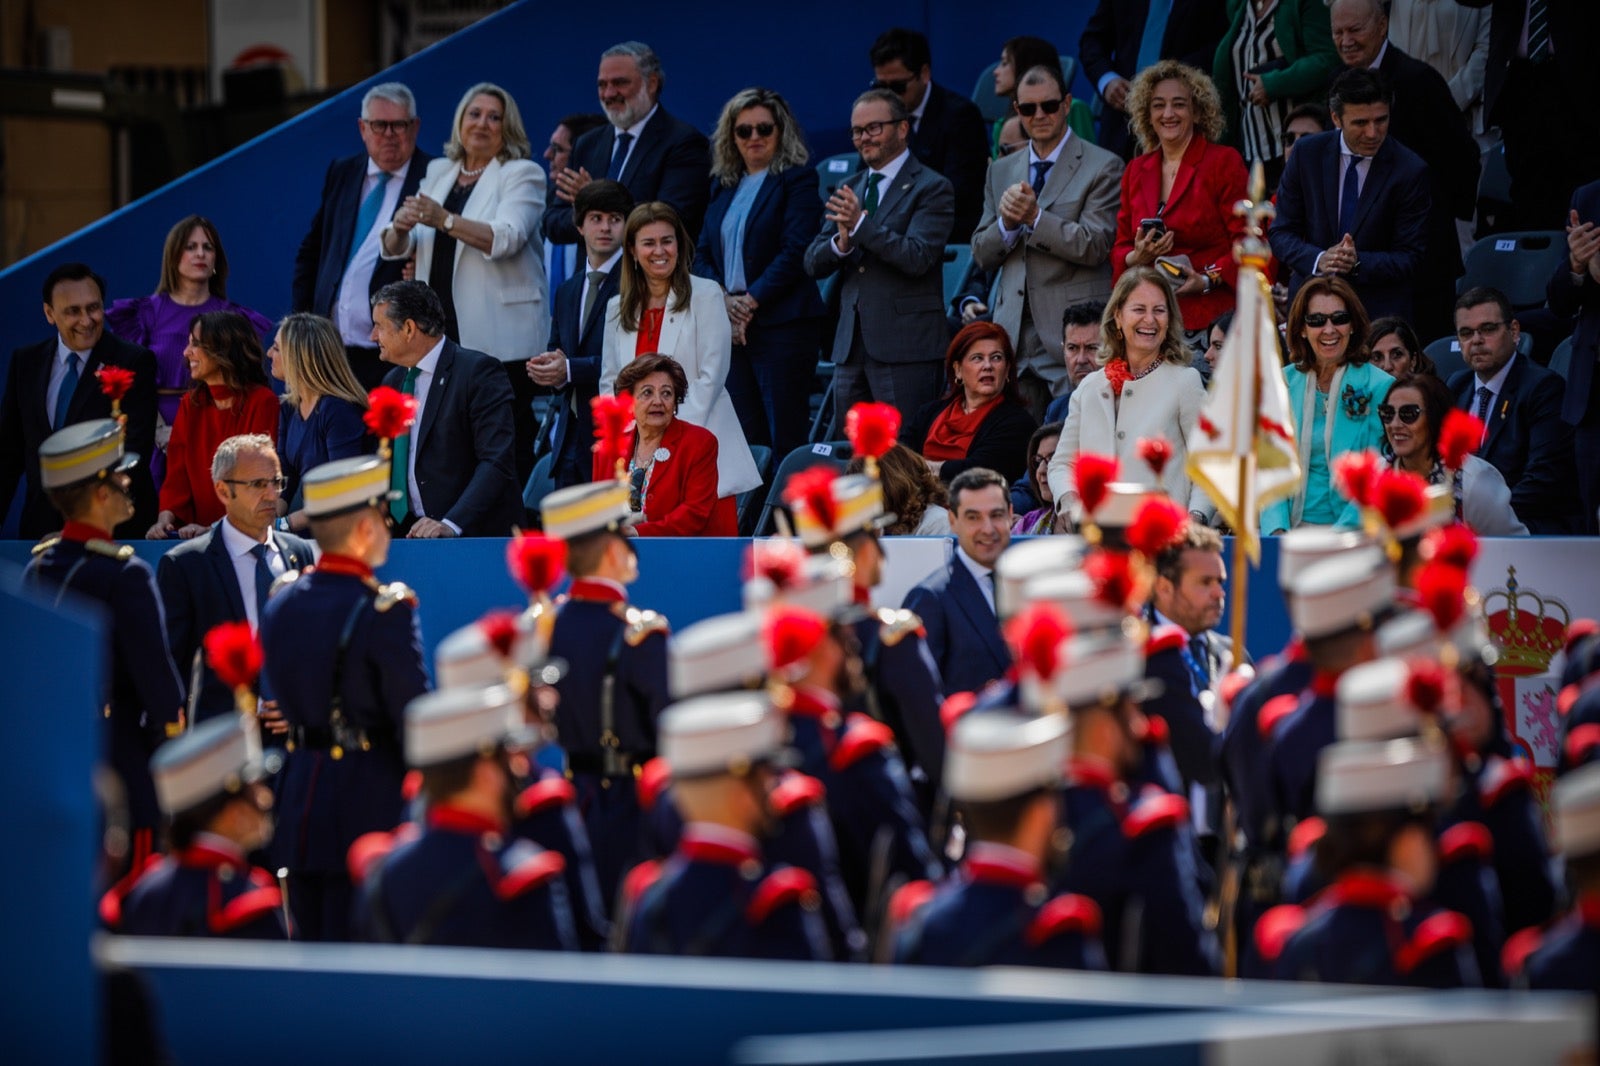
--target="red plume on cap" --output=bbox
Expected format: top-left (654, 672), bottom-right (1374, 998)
top-left (1370, 468), bottom-right (1428, 530)
top-left (1004, 603), bottom-right (1073, 680)
top-left (784, 466), bottom-right (838, 531)
top-left (744, 538), bottom-right (807, 590)
top-left (1437, 410), bottom-right (1484, 472)
top-left (844, 402), bottom-right (901, 462)
top-left (1136, 436), bottom-right (1173, 480)
top-left (1421, 524), bottom-right (1478, 571)
top-left (1126, 497), bottom-right (1188, 558)
top-left (765, 605), bottom-right (827, 671)
top-left (478, 611), bottom-right (521, 661)
top-left (363, 386), bottom-right (419, 442)
top-left (1086, 550), bottom-right (1137, 612)
top-left (506, 533), bottom-right (567, 597)
top-left (590, 395), bottom-right (635, 476)
top-left (1332, 450), bottom-right (1382, 508)
top-left (1415, 559), bottom-right (1468, 632)
top-left (204, 621), bottom-right (262, 692)
top-left (95, 365), bottom-right (135, 404)
top-left (1074, 453), bottom-right (1119, 516)
top-left (1406, 660), bottom-right (1449, 716)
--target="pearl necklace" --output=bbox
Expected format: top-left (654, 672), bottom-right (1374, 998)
top-left (459, 163), bottom-right (486, 179)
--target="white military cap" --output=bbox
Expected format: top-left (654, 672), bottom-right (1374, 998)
top-left (435, 612), bottom-right (564, 691)
top-left (945, 712), bottom-right (1069, 802)
top-left (151, 714), bottom-right (264, 815)
top-left (1023, 569), bottom-right (1128, 634)
top-left (405, 683), bottom-right (527, 767)
top-left (302, 455), bottom-right (397, 518)
top-left (1085, 481), bottom-right (1158, 529)
top-left (1337, 658), bottom-right (1421, 741)
top-left (1390, 484), bottom-right (1455, 542)
top-left (743, 547), bottom-right (854, 620)
top-left (1278, 527), bottom-right (1368, 586)
top-left (790, 473), bottom-right (890, 549)
top-left (1315, 737), bottom-right (1450, 816)
top-left (38, 418), bottom-right (138, 489)
top-left (1052, 631), bottom-right (1155, 711)
top-left (1376, 609), bottom-right (1496, 667)
top-left (994, 536), bottom-right (1088, 620)
top-left (1289, 547), bottom-right (1394, 639)
top-left (659, 692), bottom-right (790, 779)
top-left (541, 480), bottom-right (631, 540)
top-left (1554, 764), bottom-right (1600, 858)
top-left (670, 611), bottom-right (768, 698)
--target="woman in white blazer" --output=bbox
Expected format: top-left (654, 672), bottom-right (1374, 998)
top-left (600, 202), bottom-right (762, 500)
top-left (1387, 0), bottom-right (1492, 138)
top-left (1047, 267), bottom-right (1212, 523)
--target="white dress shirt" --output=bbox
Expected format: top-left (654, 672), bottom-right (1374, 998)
top-left (833, 148), bottom-right (912, 254)
top-left (1472, 350), bottom-right (1518, 421)
top-left (999, 132), bottom-right (1070, 243)
top-left (558, 248), bottom-right (625, 387)
top-left (46, 338), bottom-right (92, 427)
top-left (955, 545), bottom-right (997, 616)
top-left (405, 336), bottom-right (458, 532)
top-left (609, 104), bottom-right (659, 177)
top-left (218, 517), bottom-right (285, 630)
top-left (910, 81), bottom-right (933, 133)
top-left (336, 159), bottom-right (408, 346)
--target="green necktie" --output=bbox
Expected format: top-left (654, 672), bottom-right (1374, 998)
top-left (864, 172), bottom-right (884, 214)
top-left (390, 366), bottom-right (420, 521)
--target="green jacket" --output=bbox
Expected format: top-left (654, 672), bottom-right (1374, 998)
top-left (1214, 0), bottom-right (1340, 152)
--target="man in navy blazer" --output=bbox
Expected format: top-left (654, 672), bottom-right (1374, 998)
top-left (1, 262), bottom-right (158, 539)
top-left (1450, 286), bottom-right (1580, 534)
top-left (529, 180), bottom-right (632, 491)
top-left (373, 282), bottom-right (522, 538)
top-left (156, 435), bottom-right (314, 722)
top-left (544, 42), bottom-right (710, 247)
top-left (292, 83), bottom-right (431, 391)
top-left (1548, 178), bottom-right (1600, 533)
top-left (1267, 69), bottom-right (1430, 323)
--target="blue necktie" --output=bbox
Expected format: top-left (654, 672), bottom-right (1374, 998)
top-left (1137, 0), bottom-right (1174, 72)
top-left (1338, 155), bottom-right (1362, 237)
top-left (1030, 158), bottom-right (1053, 194)
top-left (606, 132), bottom-right (634, 181)
top-left (54, 353), bottom-right (79, 429)
top-left (250, 542), bottom-right (274, 621)
top-left (349, 173), bottom-right (391, 266)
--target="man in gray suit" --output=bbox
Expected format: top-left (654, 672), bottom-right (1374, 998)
top-left (805, 89), bottom-right (955, 424)
top-left (971, 66), bottom-right (1122, 419)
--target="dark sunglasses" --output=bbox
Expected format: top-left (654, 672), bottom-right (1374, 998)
top-left (628, 465), bottom-right (647, 512)
top-left (871, 77), bottom-right (914, 95)
top-left (1378, 403), bottom-right (1423, 425)
top-left (1303, 310), bottom-right (1353, 328)
top-left (734, 122), bottom-right (777, 140)
top-left (1015, 98), bottom-right (1065, 118)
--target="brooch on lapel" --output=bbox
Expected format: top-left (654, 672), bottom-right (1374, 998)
top-left (654, 447), bottom-right (671, 463)
top-left (1340, 384), bottom-right (1370, 420)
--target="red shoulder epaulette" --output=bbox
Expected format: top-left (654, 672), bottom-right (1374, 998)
top-left (211, 884), bottom-right (283, 934)
top-left (1565, 619), bottom-right (1599, 651)
top-left (940, 690), bottom-right (979, 734)
top-left (1566, 724), bottom-right (1600, 766)
top-left (1258, 693), bottom-right (1300, 740)
top-left (98, 851), bottom-right (163, 928)
top-left (1143, 713), bottom-right (1170, 747)
top-left (1025, 893), bottom-right (1102, 947)
top-left (1394, 910), bottom-right (1473, 975)
top-left (515, 776), bottom-right (577, 819)
top-left (830, 714), bottom-right (893, 772)
top-left (1122, 791), bottom-right (1189, 838)
top-left (495, 848), bottom-right (567, 901)
top-left (769, 773), bottom-right (826, 816)
top-left (888, 879), bottom-right (937, 929)
top-left (1218, 669), bottom-right (1253, 714)
top-left (1560, 681), bottom-right (1597, 718)
top-left (347, 827), bottom-right (407, 886)
top-left (1146, 623), bottom-right (1187, 657)
top-left (621, 859), bottom-right (663, 907)
top-left (1479, 756), bottom-right (1533, 808)
top-left (401, 769), bottom-right (423, 803)
top-left (1254, 904), bottom-right (1309, 963)
top-left (1439, 821), bottom-right (1494, 865)
top-left (1287, 816), bottom-right (1326, 862)
top-left (1501, 925), bottom-right (1546, 980)
top-left (636, 757), bottom-right (672, 813)
top-left (746, 866), bottom-right (818, 924)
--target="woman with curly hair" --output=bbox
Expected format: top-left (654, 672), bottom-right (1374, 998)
top-left (847, 443), bottom-right (949, 536)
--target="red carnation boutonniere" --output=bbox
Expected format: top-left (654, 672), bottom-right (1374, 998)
top-left (1103, 358), bottom-right (1131, 399)
top-left (96, 365), bottom-right (137, 422)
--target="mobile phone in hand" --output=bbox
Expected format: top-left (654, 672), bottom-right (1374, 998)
top-left (1139, 217), bottom-right (1165, 237)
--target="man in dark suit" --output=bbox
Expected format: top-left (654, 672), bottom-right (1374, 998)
top-left (540, 112), bottom-right (608, 304)
top-left (1450, 286), bottom-right (1579, 533)
top-left (1331, 0), bottom-right (1480, 340)
top-left (544, 41), bottom-right (710, 247)
top-left (1078, 0), bottom-right (1229, 160)
top-left (291, 83), bottom-right (431, 391)
top-left (1547, 179), bottom-right (1600, 533)
top-left (1, 262), bottom-right (158, 539)
top-left (869, 28), bottom-right (990, 238)
top-left (156, 434), bottom-right (314, 723)
top-left (528, 180), bottom-right (632, 492)
top-left (1268, 69), bottom-right (1431, 322)
top-left (804, 90), bottom-right (955, 427)
top-left (372, 281), bottom-right (522, 538)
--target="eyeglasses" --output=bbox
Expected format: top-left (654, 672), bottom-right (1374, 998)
top-left (1377, 404), bottom-right (1423, 425)
top-left (997, 140), bottom-right (1027, 157)
top-left (849, 120), bottom-right (901, 141)
top-left (1455, 321), bottom-right (1506, 342)
top-left (363, 119), bottom-right (415, 135)
top-left (222, 476), bottom-right (288, 493)
top-left (628, 465), bottom-right (647, 512)
top-left (734, 122), bottom-right (777, 140)
top-left (1303, 311), bottom-right (1353, 327)
top-left (871, 77), bottom-right (914, 95)
top-left (1014, 98), bottom-right (1064, 118)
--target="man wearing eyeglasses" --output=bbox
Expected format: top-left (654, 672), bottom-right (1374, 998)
top-left (292, 83), bottom-right (432, 392)
top-left (156, 434), bottom-right (314, 723)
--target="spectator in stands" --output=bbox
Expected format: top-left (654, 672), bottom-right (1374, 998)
top-left (381, 81), bottom-right (548, 496)
top-left (1368, 316), bottom-right (1437, 379)
top-left (1012, 421), bottom-right (1064, 535)
top-left (869, 28), bottom-right (990, 238)
top-left (1197, 310), bottom-right (1233, 382)
top-left (598, 353), bottom-right (735, 537)
top-left (694, 87), bottom-right (825, 462)
top-left (292, 82), bottom-right (431, 391)
top-left (148, 312), bottom-right (278, 539)
top-left (846, 445), bottom-right (951, 536)
top-left (1268, 69), bottom-right (1430, 323)
top-left (990, 38), bottom-right (1088, 150)
top-left (541, 112), bottom-right (607, 303)
top-left (1449, 285), bottom-right (1579, 534)
top-left (1114, 61), bottom-right (1249, 348)
top-left (1046, 268), bottom-right (1211, 526)
top-left (544, 41), bottom-right (711, 245)
top-left (601, 202), bottom-right (762, 504)
top-left (1274, 104), bottom-right (1333, 203)
top-left (1046, 301), bottom-right (1108, 424)
top-left (1380, 372), bottom-right (1527, 535)
top-left (109, 215), bottom-right (273, 490)
top-left (904, 322), bottom-right (1037, 488)
top-left (1215, 0), bottom-right (1339, 188)
top-left (1079, 0), bottom-right (1228, 160)
top-left (1330, 0), bottom-right (1479, 341)
top-left (1549, 179), bottom-right (1600, 534)
top-left (1261, 276), bottom-right (1391, 535)
top-left (971, 65), bottom-right (1122, 421)
top-left (267, 313), bottom-right (372, 531)
top-left (804, 90), bottom-right (954, 430)
top-left (1386, 0), bottom-right (1491, 143)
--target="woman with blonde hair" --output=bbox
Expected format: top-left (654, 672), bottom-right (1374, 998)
top-left (268, 313), bottom-right (373, 529)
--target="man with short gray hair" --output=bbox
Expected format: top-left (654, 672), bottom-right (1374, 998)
top-left (293, 81), bottom-right (432, 390)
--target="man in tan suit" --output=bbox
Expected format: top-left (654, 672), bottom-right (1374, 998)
top-left (971, 66), bottom-right (1122, 419)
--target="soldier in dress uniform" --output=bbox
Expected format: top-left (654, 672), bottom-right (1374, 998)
top-left (24, 419), bottom-right (184, 880)
top-left (349, 684), bottom-right (577, 949)
top-left (541, 479), bottom-right (670, 910)
top-left (1559, 620), bottom-right (1600, 774)
top-left (103, 714), bottom-right (285, 939)
top-left (614, 692), bottom-right (831, 960)
top-left (889, 711), bottom-right (1107, 971)
top-left (1505, 763), bottom-right (1600, 991)
top-left (259, 454), bottom-right (428, 941)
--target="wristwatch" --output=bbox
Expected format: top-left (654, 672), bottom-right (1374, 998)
top-left (443, 213), bottom-right (456, 233)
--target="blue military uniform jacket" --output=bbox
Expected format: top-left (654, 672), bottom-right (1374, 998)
top-left (1262, 671), bottom-right (1342, 836)
top-left (106, 838), bottom-right (286, 940)
top-left (352, 806), bottom-right (577, 950)
top-left (1456, 753), bottom-right (1557, 937)
top-left (512, 773), bottom-right (610, 951)
top-left (849, 605), bottom-right (945, 808)
top-left (1506, 895), bottom-right (1600, 992)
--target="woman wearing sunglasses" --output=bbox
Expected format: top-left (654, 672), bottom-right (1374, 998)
top-left (693, 88), bottom-right (825, 462)
top-left (1380, 373), bottom-right (1527, 536)
top-left (1261, 277), bottom-right (1390, 535)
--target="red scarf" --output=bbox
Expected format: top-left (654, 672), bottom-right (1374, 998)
top-left (924, 395), bottom-right (1001, 462)
top-left (1104, 358), bottom-right (1131, 398)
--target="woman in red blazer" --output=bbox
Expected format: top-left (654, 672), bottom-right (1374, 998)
top-left (1112, 60), bottom-right (1250, 337)
top-left (593, 353), bottom-right (738, 537)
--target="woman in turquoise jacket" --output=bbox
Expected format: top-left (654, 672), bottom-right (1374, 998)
top-left (1262, 276), bottom-right (1392, 534)
top-left (1214, 0), bottom-right (1339, 183)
